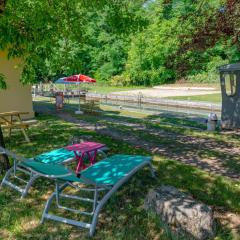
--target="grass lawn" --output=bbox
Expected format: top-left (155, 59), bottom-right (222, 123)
top-left (86, 84), bottom-right (148, 94)
top-left (166, 93), bottom-right (222, 103)
top-left (163, 82), bottom-right (221, 90)
top-left (1, 112), bottom-right (240, 239)
top-left (55, 83), bottom-right (148, 94)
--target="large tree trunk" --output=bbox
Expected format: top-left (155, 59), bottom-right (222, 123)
top-left (0, 126), bottom-right (10, 173)
top-left (0, 0), bottom-right (9, 172)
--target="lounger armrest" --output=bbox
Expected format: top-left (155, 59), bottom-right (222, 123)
top-left (29, 168), bottom-right (73, 179)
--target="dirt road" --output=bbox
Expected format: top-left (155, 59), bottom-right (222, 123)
top-left (112, 86), bottom-right (220, 98)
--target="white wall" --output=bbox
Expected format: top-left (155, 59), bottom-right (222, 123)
top-left (0, 50), bottom-right (34, 119)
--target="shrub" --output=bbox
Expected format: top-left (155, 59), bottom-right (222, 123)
top-left (187, 57), bottom-right (228, 83)
top-left (110, 75), bottom-right (130, 86)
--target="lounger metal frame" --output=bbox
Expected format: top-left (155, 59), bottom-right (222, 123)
top-left (41, 159), bottom-right (155, 236)
top-left (0, 147), bottom-right (38, 198)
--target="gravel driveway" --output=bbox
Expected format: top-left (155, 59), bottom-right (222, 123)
top-left (112, 87), bottom-right (220, 98)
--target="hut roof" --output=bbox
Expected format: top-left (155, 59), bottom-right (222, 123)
top-left (218, 63), bottom-right (240, 72)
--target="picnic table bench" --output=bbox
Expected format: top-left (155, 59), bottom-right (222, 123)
top-left (0, 111), bottom-right (37, 142)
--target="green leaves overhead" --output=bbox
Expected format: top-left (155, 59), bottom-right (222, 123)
top-left (122, 0), bottom-right (240, 85)
top-left (0, 73), bottom-right (6, 89)
top-left (0, 0), bottom-right (240, 86)
top-left (0, 0), bottom-right (145, 83)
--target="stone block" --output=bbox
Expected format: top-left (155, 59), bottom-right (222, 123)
top-left (144, 185), bottom-right (215, 239)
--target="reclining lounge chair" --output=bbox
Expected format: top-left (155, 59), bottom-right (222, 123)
top-left (0, 148), bottom-right (154, 236)
top-left (0, 147), bottom-right (75, 198)
top-left (0, 146), bottom-right (106, 198)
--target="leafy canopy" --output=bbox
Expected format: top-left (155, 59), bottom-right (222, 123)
top-left (0, 0), bottom-right (145, 83)
top-left (1, 0), bottom-right (240, 86)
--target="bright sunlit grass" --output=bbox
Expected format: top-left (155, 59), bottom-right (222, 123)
top-left (166, 93), bottom-right (221, 103)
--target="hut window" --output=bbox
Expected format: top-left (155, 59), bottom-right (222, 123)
top-left (224, 73), bottom-right (236, 96)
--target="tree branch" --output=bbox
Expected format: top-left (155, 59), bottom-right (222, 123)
top-left (0, 0), bottom-right (7, 14)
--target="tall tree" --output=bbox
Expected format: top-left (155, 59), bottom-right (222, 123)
top-left (0, 0), bottom-right (146, 82)
top-left (0, 127), bottom-right (9, 173)
top-left (122, 0), bottom-right (240, 85)
top-left (0, 0), bottom-right (144, 171)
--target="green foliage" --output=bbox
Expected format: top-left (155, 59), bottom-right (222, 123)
top-left (187, 56), bottom-right (228, 83)
top-left (110, 74), bottom-right (130, 86)
top-left (122, 0), bottom-right (232, 86)
top-left (0, 0), bottom-right (145, 83)
top-left (83, 2), bottom-right (146, 82)
top-left (124, 4), bottom-right (181, 86)
top-left (0, 0), bottom-right (240, 86)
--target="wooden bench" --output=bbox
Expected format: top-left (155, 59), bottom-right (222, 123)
top-left (0, 111), bottom-right (37, 142)
top-left (1, 120), bottom-right (37, 129)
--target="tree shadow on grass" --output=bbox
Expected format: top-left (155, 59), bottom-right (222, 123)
top-left (92, 119), bottom-right (240, 179)
top-left (3, 115), bottom-right (95, 157)
top-left (21, 111), bottom-right (240, 179)
top-left (0, 159), bottom-right (239, 239)
top-left (30, 110), bottom-right (240, 179)
top-left (94, 112), bottom-right (240, 179)
top-left (1, 113), bottom-right (239, 239)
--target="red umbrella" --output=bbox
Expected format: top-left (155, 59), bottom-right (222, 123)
top-left (63, 74), bottom-right (96, 83)
top-left (61, 74), bottom-right (96, 114)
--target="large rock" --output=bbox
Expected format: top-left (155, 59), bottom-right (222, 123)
top-left (144, 185), bottom-right (215, 240)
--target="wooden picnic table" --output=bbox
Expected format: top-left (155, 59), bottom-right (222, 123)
top-left (0, 111), bottom-right (37, 142)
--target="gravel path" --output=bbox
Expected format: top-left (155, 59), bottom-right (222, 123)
top-left (111, 88), bottom-right (220, 98)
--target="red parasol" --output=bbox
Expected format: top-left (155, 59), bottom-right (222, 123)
top-left (63, 74), bottom-right (96, 83)
top-left (57, 74), bottom-right (96, 114)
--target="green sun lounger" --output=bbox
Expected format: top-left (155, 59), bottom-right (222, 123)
top-left (27, 154), bottom-right (154, 236)
top-left (0, 147), bottom-right (154, 236)
top-left (0, 147), bottom-right (76, 198)
top-left (0, 146), bottom-right (107, 197)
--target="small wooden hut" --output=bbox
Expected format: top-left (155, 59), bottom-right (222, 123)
top-left (219, 63), bottom-right (240, 129)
